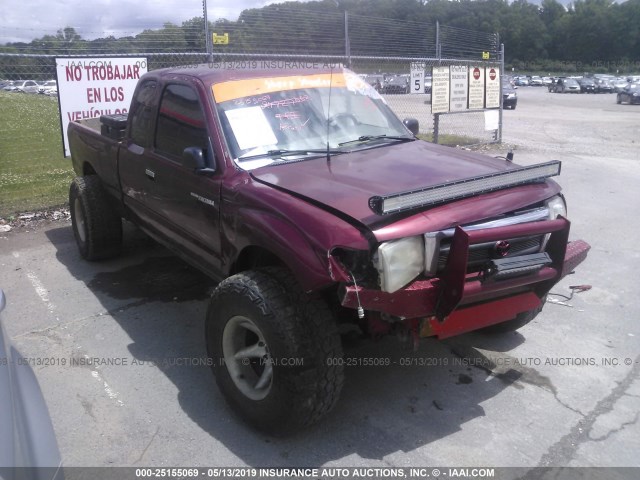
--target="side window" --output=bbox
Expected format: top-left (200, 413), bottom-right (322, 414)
top-left (155, 84), bottom-right (209, 161)
top-left (129, 80), bottom-right (158, 148)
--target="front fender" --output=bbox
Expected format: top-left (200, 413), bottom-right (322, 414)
top-left (221, 179), bottom-right (369, 292)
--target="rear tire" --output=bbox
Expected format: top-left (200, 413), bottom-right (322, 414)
top-left (482, 296), bottom-right (546, 334)
top-left (69, 176), bottom-right (122, 260)
top-left (206, 267), bottom-right (344, 435)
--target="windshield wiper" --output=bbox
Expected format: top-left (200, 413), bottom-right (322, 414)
top-left (338, 135), bottom-right (415, 147)
top-left (240, 148), bottom-right (344, 161)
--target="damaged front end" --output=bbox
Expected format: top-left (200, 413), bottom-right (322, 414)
top-left (328, 165), bottom-right (591, 340)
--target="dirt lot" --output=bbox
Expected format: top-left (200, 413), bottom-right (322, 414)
top-left (1, 87), bottom-right (639, 470)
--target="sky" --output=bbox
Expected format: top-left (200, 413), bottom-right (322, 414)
top-left (0, 0), bottom-right (278, 44)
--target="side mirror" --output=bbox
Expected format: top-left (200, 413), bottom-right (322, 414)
top-left (182, 147), bottom-right (215, 176)
top-left (403, 118), bottom-right (419, 136)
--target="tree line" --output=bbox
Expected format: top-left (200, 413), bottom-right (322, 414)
top-left (2, 0), bottom-right (639, 74)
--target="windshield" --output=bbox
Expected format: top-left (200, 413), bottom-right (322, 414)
top-left (213, 70), bottom-right (412, 169)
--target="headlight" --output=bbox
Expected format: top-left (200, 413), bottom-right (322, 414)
top-left (546, 195), bottom-right (567, 219)
top-left (374, 236), bottom-right (424, 293)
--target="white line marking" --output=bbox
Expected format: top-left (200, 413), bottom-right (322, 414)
top-left (91, 370), bottom-right (125, 407)
top-left (13, 251), bottom-right (57, 314)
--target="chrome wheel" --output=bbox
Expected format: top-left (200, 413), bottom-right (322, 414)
top-left (222, 315), bottom-right (273, 400)
top-left (73, 197), bottom-right (86, 243)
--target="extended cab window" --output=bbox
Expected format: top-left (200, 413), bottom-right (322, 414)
top-left (155, 84), bottom-right (209, 161)
top-left (129, 80), bottom-right (158, 148)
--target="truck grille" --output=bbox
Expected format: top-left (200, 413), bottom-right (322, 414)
top-left (437, 235), bottom-right (543, 272)
top-left (424, 206), bottom-right (550, 275)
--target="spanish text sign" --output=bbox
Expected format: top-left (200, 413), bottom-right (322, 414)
top-left (56, 57), bottom-right (148, 156)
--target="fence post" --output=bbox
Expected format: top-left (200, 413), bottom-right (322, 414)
top-left (498, 41), bottom-right (504, 143)
top-left (433, 21), bottom-right (441, 144)
top-left (435, 21), bottom-right (441, 60)
top-left (203, 0), bottom-right (212, 62)
top-left (344, 12), bottom-right (351, 67)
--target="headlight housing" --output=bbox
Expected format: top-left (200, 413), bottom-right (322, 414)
top-left (546, 195), bottom-right (567, 219)
top-left (374, 236), bottom-right (424, 293)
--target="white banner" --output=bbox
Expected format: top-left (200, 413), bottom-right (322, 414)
top-left (449, 65), bottom-right (468, 111)
top-left (56, 57), bottom-right (148, 156)
top-left (431, 67), bottom-right (450, 114)
top-left (485, 67), bottom-right (501, 109)
top-left (468, 66), bottom-right (485, 110)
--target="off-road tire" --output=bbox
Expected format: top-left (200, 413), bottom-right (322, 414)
top-left (69, 176), bottom-right (122, 260)
top-left (481, 296), bottom-right (546, 334)
top-left (206, 267), bottom-right (344, 435)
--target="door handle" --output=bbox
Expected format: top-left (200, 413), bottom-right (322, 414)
top-left (145, 169), bottom-right (156, 180)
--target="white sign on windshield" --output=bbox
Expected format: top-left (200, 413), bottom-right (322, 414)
top-left (56, 57), bottom-right (147, 156)
top-left (225, 106), bottom-right (278, 151)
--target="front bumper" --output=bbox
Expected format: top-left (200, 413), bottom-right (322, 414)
top-left (340, 218), bottom-right (590, 338)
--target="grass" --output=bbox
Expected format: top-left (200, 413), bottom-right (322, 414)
top-left (0, 91), bottom-right (75, 217)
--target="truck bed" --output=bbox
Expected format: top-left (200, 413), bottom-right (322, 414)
top-left (68, 118), bottom-right (124, 201)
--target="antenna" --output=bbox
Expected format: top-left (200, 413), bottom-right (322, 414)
top-left (326, 65), bottom-right (333, 163)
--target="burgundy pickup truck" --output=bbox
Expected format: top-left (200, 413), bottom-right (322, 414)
top-left (67, 65), bottom-right (590, 434)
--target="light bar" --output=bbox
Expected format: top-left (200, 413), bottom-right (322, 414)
top-left (369, 161), bottom-right (561, 215)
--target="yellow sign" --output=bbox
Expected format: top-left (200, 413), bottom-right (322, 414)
top-left (482, 51), bottom-right (490, 60)
top-left (213, 33), bottom-right (229, 45)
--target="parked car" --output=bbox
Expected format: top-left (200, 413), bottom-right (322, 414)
top-left (38, 80), bottom-right (58, 95)
top-left (612, 77), bottom-right (629, 93)
top-left (577, 77), bottom-right (597, 93)
top-left (382, 75), bottom-right (409, 94)
top-left (424, 75), bottom-right (432, 94)
top-left (2, 81), bottom-right (17, 91)
top-left (594, 78), bottom-right (614, 93)
top-left (12, 80), bottom-right (40, 94)
top-left (515, 76), bottom-right (529, 86)
top-left (365, 74), bottom-right (384, 92)
top-left (67, 65), bottom-right (589, 434)
top-left (529, 76), bottom-right (543, 86)
top-left (550, 78), bottom-right (580, 93)
top-left (0, 290), bottom-right (64, 479)
top-left (542, 77), bottom-right (553, 86)
top-left (616, 83), bottom-right (640, 105)
top-left (502, 81), bottom-right (518, 109)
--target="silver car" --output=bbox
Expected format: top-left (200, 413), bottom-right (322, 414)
top-left (0, 289), bottom-right (63, 479)
top-left (12, 80), bottom-right (40, 94)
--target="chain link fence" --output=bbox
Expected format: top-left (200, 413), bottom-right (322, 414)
top-left (0, 13), bottom-right (504, 171)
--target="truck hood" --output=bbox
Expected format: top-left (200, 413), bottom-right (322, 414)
top-left (250, 140), bottom-right (550, 228)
